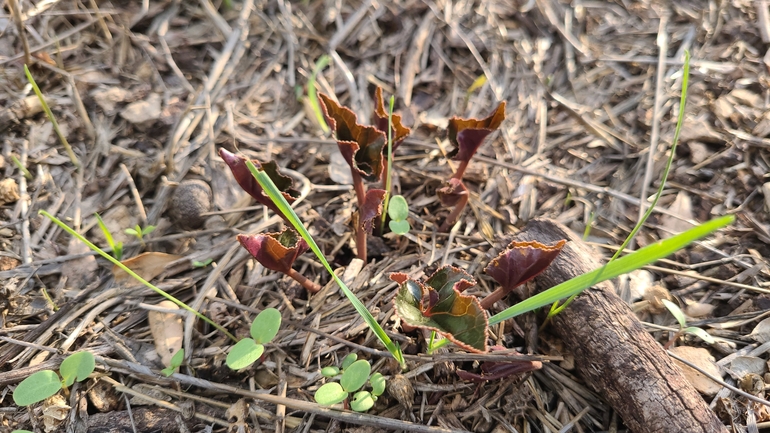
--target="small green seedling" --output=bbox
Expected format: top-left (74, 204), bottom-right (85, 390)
top-left (13, 351), bottom-right (95, 406)
top-left (95, 213), bottom-right (123, 261)
top-left (661, 299), bottom-right (715, 349)
top-left (314, 356), bottom-right (385, 412)
top-left (161, 349), bottom-right (184, 377)
top-left (192, 258), bottom-right (213, 268)
top-left (226, 308), bottom-right (281, 370)
top-left (12, 430), bottom-right (34, 433)
top-left (125, 224), bottom-right (156, 245)
top-left (387, 195), bottom-right (410, 235)
top-left (11, 154), bottom-right (32, 180)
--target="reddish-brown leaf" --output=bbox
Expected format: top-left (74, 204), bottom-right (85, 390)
top-left (219, 148), bottom-right (298, 219)
top-left (318, 94), bottom-right (386, 182)
top-left (447, 101), bottom-right (506, 162)
top-left (360, 189), bottom-right (386, 234)
top-left (437, 178), bottom-right (468, 207)
top-left (237, 228), bottom-right (308, 274)
top-left (373, 87), bottom-right (410, 151)
top-left (485, 239), bottom-right (566, 293)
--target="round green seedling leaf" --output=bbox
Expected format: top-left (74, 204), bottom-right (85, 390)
top-left (661, 299), bottom-right (687, 329)
top-left (369, 372), bottom-right (386, 397)
top-left (12, 430), bottom-right (35, 433)
top-left (60, 351), bottom-right (96, 387)
top-left (387, 195), bottom-right (409, 221)
top-left (341, 353), bottom-right (358, 370)
top-left (321, 366), bottom-right (340, 378)
top-left (389, 219), bottom-right (410, 235)
top-left (340, 359), bottom-right (371, 393)
top-left (13, 370), bottom-right (62, 406)
top-left (226, 339), bottom-right (264, 370)
top-left (161, 349), bottom-right (185, 377)
top-left (250, 308), bottom-right (282, 344)
top-left (314, 382), bottom-right (348, 406)
top-left (350, 390), bottom-right (375, 412)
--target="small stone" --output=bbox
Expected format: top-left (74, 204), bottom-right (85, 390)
top-left (121, 93), bottom-right (161, 125)
top-left (169, 179), bottom-right (212, 230)
top-left (0, 178), bottom-right (20, 205)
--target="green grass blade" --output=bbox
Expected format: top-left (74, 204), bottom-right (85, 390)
top-left (308, 55), bottom-right (330, 134)
top-left (94, 213), bottom-right (121, 260)
top-left (40, 210), bottom-right (237, 342)
top-left (488, 214), bottom-right (734, 326)
top-left (546, 51), bottom-right (692, 319)
top-left (245, 160), bottom-right (405, 368)
top-left (24, 65), bottom-right (80, 167)
top-left (380, 95), bottom-right (396, 234)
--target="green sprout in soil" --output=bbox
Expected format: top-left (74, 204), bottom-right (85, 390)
top-left (161, 349), bottom-right (184, 377)
top-left (13, 351), bottom-right (95, 407)
top-left (94, 213), bottom-right (123, 261)
top-left (226, 308), bottom-right (282, 370)
top-left (661, 299), bottom-right (715, 349)
top-left (315, 354), bottom-right (385, 412)
top-left (124, 224), bottom-right (156, 246)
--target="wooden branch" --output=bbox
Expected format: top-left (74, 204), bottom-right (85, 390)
top-left (515, 218), bottom-right (727, 433)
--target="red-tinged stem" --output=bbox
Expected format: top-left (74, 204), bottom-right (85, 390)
top-left (479, 287), bottom-right (508, 310)
top-left (350, 170), bottom-right (368, 262)
top-left (286, 268), bottom-right (322, 293)
top-left (351, 171), bottom-right (366, 208)
top-left (356, 219), bottom-right (368, 263)
top-left (439, 188), bottom-right (469, 232)
top-left (452, 160), bottom-right (470, 180)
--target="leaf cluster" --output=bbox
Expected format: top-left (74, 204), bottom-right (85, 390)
top-left (314, 354), bottom-right (386, 412)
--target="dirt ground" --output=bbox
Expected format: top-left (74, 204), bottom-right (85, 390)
top-left (2, 0), bottom-right (770, 432)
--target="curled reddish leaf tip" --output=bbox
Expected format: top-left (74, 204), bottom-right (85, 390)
top-left (389, 272), bottom-right (409, 285)
top-left (318, 94), bottom-right (387, 181)
top-left (360, 189), bottom-right (386, 234)
top-left (373, 87), bottom-right (411, 150)
top-left (484, 239), bottom-right (566, 294)
top-left (237, 228), bottom-right (308, 274)
top-left (218, 148), bottom-right (298, 218)
top-left (447, 101), bottom-right (506, 162)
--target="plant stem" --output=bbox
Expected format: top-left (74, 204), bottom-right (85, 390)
top-left (380, 95), bottom-right (396, 234)
top-left (439, 187), bottom-right (468, 232)
top-left (452, 160), bottom-right (469, 180)
top-left (287, 268), bottom-right (322, 293)
top-left (350, 171), bottom-right (368, 262)
top-left (351, 171), bottom-right (366, 208)
top-left (479, 287), bottom-right (508, 310)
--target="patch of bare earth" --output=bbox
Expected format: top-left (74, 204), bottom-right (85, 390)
top-left (1, 0), bottom-right (769, 432)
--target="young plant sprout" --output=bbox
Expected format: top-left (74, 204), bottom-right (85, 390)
top-left (315, 355), bottom-right (385, 412)
top-left (226, 308), bottom-right (282, 370)
top-left (661, 299), bottom-right (715, 349)
top-left (13, 351), bottom-right (95, 407)
top-left (237, 228), bottom-right (321, 293)
top-left (481, 239), bottom-right (566, 309)
top-left (219, 148), bottom-right (300, 223)
top-left (317, 93), bottom-right (388, 262)
top-left (438, 102), bottom-right (506, 231)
